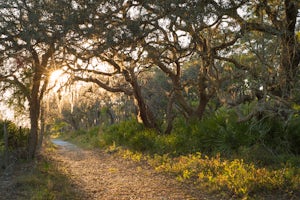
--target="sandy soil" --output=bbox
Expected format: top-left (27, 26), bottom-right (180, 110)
top-left (48, 139), bottom-right (214, 200)
top-left (0, 140), bottom-right (217, 200)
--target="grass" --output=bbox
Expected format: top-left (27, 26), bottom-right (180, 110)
top-left (107, 146), bottom-right (299, 199)
top-left (56, 114), bottom-right (300, 199)
top-left (57, 126), bottom-right (101, 149)
top-left (4, 141), bottom-right (83, 200)
top-left (60, 128), bottom-right (300, 199)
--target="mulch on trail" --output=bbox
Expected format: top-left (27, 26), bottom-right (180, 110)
top-left (48, 139), bottom-right (215, 200)
top-left (0, 140), bottom-right (217, 200)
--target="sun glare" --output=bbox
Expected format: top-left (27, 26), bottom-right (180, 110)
top-left (49, 69), bottom-right (69, 91)
top-left (50, 69), bottom-right (64, 83)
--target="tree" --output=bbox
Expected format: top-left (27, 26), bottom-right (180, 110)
top-left (231, 0), bottom-right (300, 98)
top-left (1, 0), bottom-right (294, 144)
top-left (64, 0), bottom-right (253, 131)
top-left (126, 0), bottom-right (250, 122)
top-left (62, 0), bottom-right (162, 130)
top-left (0, 0), bottom-right (84, 158)
top-left (49, 84), bottom-right (135, 130)
top-left (69, 49), bottom-right (160, 130)
top-left (212, 0), bottom-right (300, 121)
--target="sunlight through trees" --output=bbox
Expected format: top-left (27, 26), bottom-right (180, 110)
top-left (0, 0), bottom-right (299, 160)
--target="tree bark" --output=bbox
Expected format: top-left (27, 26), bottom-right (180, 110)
top-left (128, 69), bottom-right (158, 130)
top-left (38, 105), bottom-right (45, 150)
top-left (107, 109), bottom-right (115, 125)
top-left (3, 122), bottom-right (8, 169)
top-left (279, 0), bottom-right (300, 97)
top-left (27, 66), bottom-right (42, 159)
top-left (196, 94), bottom-right (209, 120)
top-left (165, 92), bottom-right (176, 134)
top-left (28, 100), bottom-right (40, 159)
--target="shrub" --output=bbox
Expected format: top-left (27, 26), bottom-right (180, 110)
top-left (100, 119), bottom-right (144, 147)
top-left (99, 107), bottom-right (300, 163)
top-left (147, 152), bottom-right (300, 198)
top-left (128, 129), bottom-right (156, 152)
top-left (117, 147), bottom-right (300, 198)
top-left (0, 120), bottom-right (29, 150)
top-left (286, 115), bottom-right (300, 154)
top-left (61, 111), bottom-right (300, 199)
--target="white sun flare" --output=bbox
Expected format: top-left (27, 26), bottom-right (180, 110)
top-left (49, 69), bottom-right (69, 91)
top-left (49, 69), bottom-right (64, 83)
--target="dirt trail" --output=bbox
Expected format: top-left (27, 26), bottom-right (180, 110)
top-left (49, 139), bottom-right (212, 200)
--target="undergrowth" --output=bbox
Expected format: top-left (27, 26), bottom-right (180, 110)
top-left (9, 141), bottom-right (82, 199)
top-left (57, 107), bottom-right (300, 199)
top-left (0, 120), bottom-right (29, 151)
top-left (58, 126), bottom-right (101, 149)
top-left (112, 146), bottom-right (300, 199)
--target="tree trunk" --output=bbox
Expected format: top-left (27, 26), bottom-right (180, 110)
top-left (38, 105), bottom-right (45, 150)
top-left (279, 0), bottom-right (300, 97)
top-left (69, 116), bottom-right (80, 130)
top-left (128, 69), bottom-right (158, 130)
top-left (27, 96), bottom-right (40, 159)
top-left (3, 122), bottom-right (8, 168)
top-left (164, 92), bottom-right (176, 134)
top-left (196, 94), bottom-right (209, 120)
top-left (133, 87), bottom-right (157, 129)
top-left (107, 109), bottom-right (115, 125)
top-left (28, 79), bottom-right (41, 159)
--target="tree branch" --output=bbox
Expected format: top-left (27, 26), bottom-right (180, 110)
top-left (74, 76), bottom-right (133, 96)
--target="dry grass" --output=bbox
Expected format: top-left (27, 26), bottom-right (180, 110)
top-left (0, 142), bottom-right (83, 200)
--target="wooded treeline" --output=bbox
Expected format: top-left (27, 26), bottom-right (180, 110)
top-left (0, 0), bottom-right (299, 159)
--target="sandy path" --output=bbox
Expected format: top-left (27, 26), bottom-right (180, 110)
top-left (50, 139), bottom-right (212, 200)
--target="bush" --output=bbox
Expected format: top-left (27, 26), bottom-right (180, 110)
top-left (128, 129), bottom-right (156, 151)
top-left (98, 107), bottom-right (300, 163)
top-left (64, 105), bottom-right (300, 166)
top-left (286, 115), bottom-right (300, 154)
top-left (147, 152), bottom-right (300, 198)
top-left (116, 148), bottom-right (300, 199)
top-left (61, 110), bottom-right (300, 199)
top-left (100, 119), bottom-right (144, 148)
top-left (0, 120), bottom-right (29, 151)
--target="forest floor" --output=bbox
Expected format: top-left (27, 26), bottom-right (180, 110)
top-left (0, 139), bottom-right (218, 200)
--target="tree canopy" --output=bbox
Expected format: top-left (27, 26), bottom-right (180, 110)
top-left (0, 0), bottom-right (299, 157)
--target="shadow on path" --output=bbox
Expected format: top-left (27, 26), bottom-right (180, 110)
top-left (50, 139), bottom-right (214, 200)
top-left (0, 145), bottom-right (88, 200)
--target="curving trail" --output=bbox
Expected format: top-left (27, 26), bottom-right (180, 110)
top-left (50, 139), bottom-right (213, 200)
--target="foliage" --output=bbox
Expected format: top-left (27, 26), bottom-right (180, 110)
top-left (0, 0), bottom-right (87, 158)
top-left (147, 153), bottom-right (300, 198)
top-left (1, 0), bottom-right (299, 159)
top-left (97, 105), bottom-right (300, 162)
top-left (286, 115), bottom-right (300, 155)
top-left (59, 126), bottom-right (101, 149)
top-left (0, 120), bottom-right (29, 151)
top-left (100, 119), bottom-right (151, 151)
top-left (142, 69), bottom-right (171, 122)
top-left (62, 105), bottom-right (300, 198)
top-left (0, 0), bottom-right (299, 196)
top-left (97, 146), bottom-right (299, 199)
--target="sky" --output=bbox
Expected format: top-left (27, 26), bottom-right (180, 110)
top-left (0, 102), bottom-right (14, 121)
